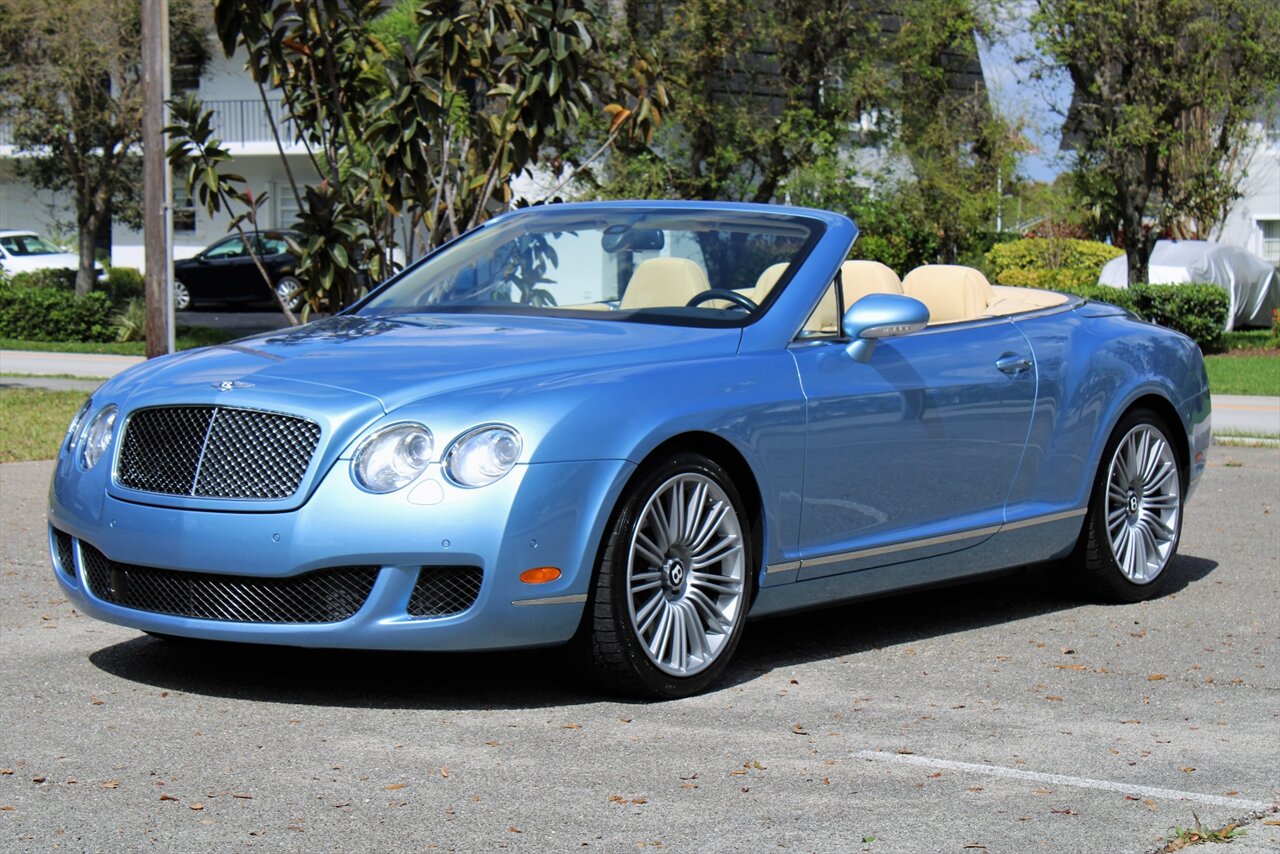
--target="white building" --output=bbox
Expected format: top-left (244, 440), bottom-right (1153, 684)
top-left (1215, 116), bottom-right (1280, 268)
top-left (0, 49), bottom-right (319, 272)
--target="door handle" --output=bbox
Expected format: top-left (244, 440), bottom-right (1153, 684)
top-left (995, 353), bottom-right (1032, 375)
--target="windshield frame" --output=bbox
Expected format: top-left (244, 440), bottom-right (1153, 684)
top-left (348, 202), bottom-right (828, 329)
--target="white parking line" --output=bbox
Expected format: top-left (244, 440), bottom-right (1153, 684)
top-left (853, 750), bottom-right (1276, 812)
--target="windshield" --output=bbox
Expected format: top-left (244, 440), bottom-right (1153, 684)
top-left (358, 207), bottom-right (823, 326)
top-left (0, 234), bottom-right (61, 256)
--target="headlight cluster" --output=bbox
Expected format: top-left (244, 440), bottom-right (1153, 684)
top-left (351, 422), bottom-right (522, 493)
top-left (69, 403), bottom-right (118, 470)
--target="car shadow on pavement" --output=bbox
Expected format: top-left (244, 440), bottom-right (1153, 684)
top-left (87, 554), bottom-right (1218, 709)
top-left (726, 554), bottom-right (1219, 686)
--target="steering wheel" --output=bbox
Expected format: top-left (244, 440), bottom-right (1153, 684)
top-left (686, 288), bottom-right (759, 312)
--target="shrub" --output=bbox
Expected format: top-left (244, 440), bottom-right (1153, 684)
top-left (986, 238), bottom-right (1124, 289)
top-left (1047, 282), bottom-right (1228, 353)
top-left (0, 286), bottom-right (114, 342)
top-left (104, 266), bottom-right (144, 306)
top-left (9, 268), bottom-right (78, 291)
top-left (1271, 309), bottom-right (1280, 348)
top-left (1131, 284), bottom-right (1228, 353)
top-left (111, 297), bottom-right (147, 342)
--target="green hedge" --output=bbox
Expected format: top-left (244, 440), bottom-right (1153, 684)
top-left (9, 268), bottom-right (78, 291)
top-left (987, 238), bottom-right (1124, 289)
top-left (103, 266), bottom-right (144, 306)
top-left (0, 285), bottom-right (115, 343)
top-left (1052, 282), bottom-right (1228, 353)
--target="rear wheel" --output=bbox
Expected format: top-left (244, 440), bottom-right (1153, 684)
top-left (275, 275), bottom-right (303, 311)
top-left (585, 453), bottom-right (751, 698)
top-left (1077, 409), bottom-right (1184, 601)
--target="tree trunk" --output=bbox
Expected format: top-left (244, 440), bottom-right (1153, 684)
top-left (75, 221), bottom-right (98, 296)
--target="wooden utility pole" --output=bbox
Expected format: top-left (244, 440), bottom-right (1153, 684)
top-left (142, 0), bottom-right (174, 357)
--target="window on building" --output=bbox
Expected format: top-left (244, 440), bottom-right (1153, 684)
top-left (274, 181), bottom-right (300, 229)
top-left (1260, 220), bottom-right (1280, 266)
top-left (173, 187), bottom-right (196, 233)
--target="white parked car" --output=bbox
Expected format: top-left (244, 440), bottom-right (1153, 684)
top-left (0, 230), bottom-right (107, 282)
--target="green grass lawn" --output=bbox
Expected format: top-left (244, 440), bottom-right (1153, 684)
top-left (0, 325), bottom-right (237, 355)
top-left (0, 388), bottom-right (89, 462)
top-left (1205, 353), bottom-right (1280, 396)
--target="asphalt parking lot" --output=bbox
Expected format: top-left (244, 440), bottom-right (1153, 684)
top-left (1, 447), bottom-right (1276, 852)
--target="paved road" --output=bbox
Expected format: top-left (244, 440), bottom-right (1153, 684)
top-left (1, 447), bottom-right (1276, 852)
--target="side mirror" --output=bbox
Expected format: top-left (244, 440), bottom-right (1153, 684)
top-left (842, 293), bottom-right (929, 362)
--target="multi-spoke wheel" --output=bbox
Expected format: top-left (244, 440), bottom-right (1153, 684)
top-left (585, 453), bottom-right (752, 698)
top-left (173, 280), bottom-right (191, 311)
top-left (1078, 409), bottom-right (1185, 601)
top-left (275, 276), bottom-right (303, 312)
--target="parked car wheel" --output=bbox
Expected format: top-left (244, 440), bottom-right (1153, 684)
top-left (1078, 409), bottom-right (1184, 602)
top-left (275, 275), bottom-right (303, 311)
top-left (173, 280), bottom-right (191, 311)
top-left (585, 453), bottom-right (752, 698)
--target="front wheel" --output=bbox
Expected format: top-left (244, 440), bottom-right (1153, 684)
top-left (173, 280), bottom-right (191, 311)
top-left (1077, 409), bottom-right (1184, 601)
top-left (584, 453), bottom-right (752, 698)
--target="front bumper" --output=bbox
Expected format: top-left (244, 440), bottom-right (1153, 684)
top-left (49, 457), bottom-right (634, 651)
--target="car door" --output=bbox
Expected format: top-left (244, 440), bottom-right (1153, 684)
top-left (191, 236), bottom-right (254, 301)
top-left (789, 314), bottom-right (1037, 580)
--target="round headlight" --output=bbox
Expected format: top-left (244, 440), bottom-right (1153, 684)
top-left (352, 423), bottom-right (434, 493)
top-left (64, 398), bottom-right (93, 452)
top-left (79, 405), bottom-right (118, 470)
top-left (444, 425), bottom-right (523, 488)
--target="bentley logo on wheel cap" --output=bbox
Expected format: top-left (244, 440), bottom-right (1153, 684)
top-left (213, 380), bottom-right (254, 391)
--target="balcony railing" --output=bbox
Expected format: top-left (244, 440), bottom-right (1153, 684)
top-left (0, 99), bottom-right (297, 148)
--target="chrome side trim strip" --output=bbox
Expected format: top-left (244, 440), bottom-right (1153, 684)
top-left (804, 524), bottom-right (1002, 568)
top-left (1001, 507), bottom-right (1087, 531)
top-left (770, 508), bottom-right (1089, 573)
top-left (511, 593), bottom-right (588, 607)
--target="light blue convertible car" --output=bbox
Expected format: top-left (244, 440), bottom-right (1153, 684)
top-left (48, 202), bottom-right (1211, 697)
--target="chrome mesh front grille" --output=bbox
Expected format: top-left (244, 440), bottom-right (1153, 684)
top-left (117, 406), bottom-right (320, 499)
top-left (52, 528), bottom-right (75, 578)
top-left (408, 566), bottom-right (483, 617)
top-left (80, 543), bottom-right (378, 623)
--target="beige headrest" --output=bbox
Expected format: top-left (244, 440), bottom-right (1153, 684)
top-left (901, 265), bottom-right (994, 324)
top-left (620, 257), bottom-right (710, 309)
top-left (841, 260), bottom-right (903, 302)
top-left (751, 262), bottom-right (790, 303)
top-left (802, 260), bottom-right (905, 334)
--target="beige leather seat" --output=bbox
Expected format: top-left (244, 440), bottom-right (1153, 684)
top-left (751, 262), bottom-right (790, 304)
top-left (901, 265), bottom-right (994, 324)
top-left (619, 257), bottom-right (710, 309)
top-left (804, 260), bottom-right (905, 334)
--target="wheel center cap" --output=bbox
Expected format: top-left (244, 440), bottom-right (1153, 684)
top-left (1127, 492), bottom-right (1140, 514)
top-left (662, 557), bottom-right (686, 589)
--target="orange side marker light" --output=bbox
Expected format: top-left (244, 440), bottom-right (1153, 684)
top-left (519, 567), bottom-right (561, 584)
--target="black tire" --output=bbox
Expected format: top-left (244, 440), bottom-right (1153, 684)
top-left (583, 452), bottom-right (753, 699)
top-left (1076, 408), bottom-right (1185, 602)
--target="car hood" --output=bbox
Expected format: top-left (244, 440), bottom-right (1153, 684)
top-left (107, 312), bottom-right (742, 414)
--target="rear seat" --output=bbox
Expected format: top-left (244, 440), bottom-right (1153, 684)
top-left (902, 265), bottom-right (1068, 324)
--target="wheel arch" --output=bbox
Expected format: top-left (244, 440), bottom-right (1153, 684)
top-left (1097, 392), bottom-right (1191, 491)
top-left (610, 431), bottom-right (767, 598)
